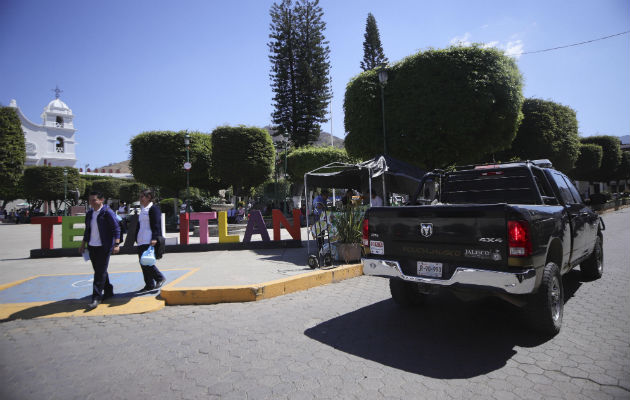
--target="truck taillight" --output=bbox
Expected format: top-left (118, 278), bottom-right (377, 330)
top-left (508, 220), bottom-right (532, 257)
top-left (362, 219), bottom-right (369, 246)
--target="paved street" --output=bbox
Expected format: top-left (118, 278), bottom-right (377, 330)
top-left (0, 208), bottom-right (629, 399)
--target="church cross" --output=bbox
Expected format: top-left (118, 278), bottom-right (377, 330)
top-left (51, 85), bottom-right (63, 99)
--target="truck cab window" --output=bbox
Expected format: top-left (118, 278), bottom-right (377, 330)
top-left (532, 167), bottom-right (557, 204)
top-left (562, 175), bottom-right (583, 204)
top-left (550, 172), bottom-right (576, 204)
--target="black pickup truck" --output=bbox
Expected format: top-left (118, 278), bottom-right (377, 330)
top-left (362, 160), bottom-right (604, 335)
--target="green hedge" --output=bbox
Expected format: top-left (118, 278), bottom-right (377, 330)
top-left (286, 146), bottom-right (354, 183)
top-left (580, 136), bottom-right (622, 183)
top-left (344, 45), bottom-right (523, 169)
top-left (0, 107), bottom-right (26, 202)
top-left (508, 98), bottom-right (580, 173)
top-left (569, 143), bottom-right (602, 182)
top-left (160, 198), bottom-right (183, 215)
top-left (23, 166), bottom-right (81, 202)
top-left (211, 126), bottom-right (275, 196)
top-left (130, 130), bottom-right (216, 196)
top-left (119, 182), bottom-right (146, 203)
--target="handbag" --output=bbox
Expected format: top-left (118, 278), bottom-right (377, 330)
top-left (155, 236), bottom-right (166, 259)
top-left (140, 246), bottom-right (157, 266)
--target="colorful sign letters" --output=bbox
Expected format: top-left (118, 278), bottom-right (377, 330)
top-left (32, 209), bottom-right (302, 249)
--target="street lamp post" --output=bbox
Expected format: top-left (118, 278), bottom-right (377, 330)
top-left (283, 134), bottom-right (289, 215)
top-left (274, 143), bottom-right (279, 209)
top-left (378, 65), bottom-right (388, 156)
top-left (63, 168), bottom-right (68, 216)
top-left (184, 133), bottom-right (191, 214)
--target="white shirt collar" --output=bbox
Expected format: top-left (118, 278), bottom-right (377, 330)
top-left (141, 202), bottom-right (153, 212)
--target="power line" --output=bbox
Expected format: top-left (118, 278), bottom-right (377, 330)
top-left (519, 30), bottom-right (629, 55)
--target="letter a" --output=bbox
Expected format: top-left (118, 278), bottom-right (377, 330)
top-left (243, 210), bottom-right (270, 243)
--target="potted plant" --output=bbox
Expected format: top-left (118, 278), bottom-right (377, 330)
top-left (334, 206), bottom-right (364, 263)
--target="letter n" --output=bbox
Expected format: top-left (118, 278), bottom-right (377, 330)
top-left (272, 209), bottom-right (301, 241)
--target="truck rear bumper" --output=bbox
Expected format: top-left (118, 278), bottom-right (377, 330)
top-left (361, 258), bottom-right (536, 295)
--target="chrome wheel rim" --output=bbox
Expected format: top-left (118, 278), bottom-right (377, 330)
top-left (550, 276), bottom-right (561, 322)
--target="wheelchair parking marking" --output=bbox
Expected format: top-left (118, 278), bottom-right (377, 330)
top-left (0, 269), bottom-right (195, 320)
top-left (71, 278), bottom-right (94, 288)
top-left (0, 269), bottom-right (193, 303)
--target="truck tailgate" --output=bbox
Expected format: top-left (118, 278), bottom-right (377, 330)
top-left (367, 204), bottom-right (509, 276)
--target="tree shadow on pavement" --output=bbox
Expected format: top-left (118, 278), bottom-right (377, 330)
top-left (305, 275), bottom-right (584, 379)
top-left (251, 246), bottom-right (310, 267)
top-left (0, 291), bottom-right (150, 322)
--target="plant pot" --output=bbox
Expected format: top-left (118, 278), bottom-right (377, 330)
top-left (337, 243), bottom-right (362, 264)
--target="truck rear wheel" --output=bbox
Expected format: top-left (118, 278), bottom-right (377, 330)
top-left (581, 236), bottom-right (603, 281)
top-left (389, 279), bottom-right (425, 307)
top-left (527, 262), bottom-right (563, 336)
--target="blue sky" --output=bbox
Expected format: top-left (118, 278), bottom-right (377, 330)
top-left (1, 0), bottom-right (628, 169)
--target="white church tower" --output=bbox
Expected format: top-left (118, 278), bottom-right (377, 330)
top-left (9, 86), bottom-right (78, 167)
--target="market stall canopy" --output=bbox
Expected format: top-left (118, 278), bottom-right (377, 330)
top-left (304, 155), bottom-right (426, 197)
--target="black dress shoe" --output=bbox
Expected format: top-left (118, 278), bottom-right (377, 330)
top-left (155, 279), bottom-right (166, 289)
top-left (87, 299), bottom-right (101, 309)
top-left (138, 285), bottom-right (155, 292)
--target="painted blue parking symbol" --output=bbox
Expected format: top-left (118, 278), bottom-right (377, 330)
top-left (0, 270), bottom-right (190, 303)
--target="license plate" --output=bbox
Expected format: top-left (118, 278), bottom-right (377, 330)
top-left (417, 261), bottom-right (442, 278)
top-left (370, 240), bottom-right (384, 255)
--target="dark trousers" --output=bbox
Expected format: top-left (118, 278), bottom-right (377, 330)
top-left (88, 246), bottom-right (113, 301)
top-left (137, 244), bottom-right (165, 288)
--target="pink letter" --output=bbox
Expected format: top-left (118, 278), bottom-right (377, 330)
top-left (190, 212), bottom-right (217, 244)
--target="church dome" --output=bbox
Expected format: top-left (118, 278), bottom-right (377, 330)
top-left (43, 98), bottom-right (72, 115)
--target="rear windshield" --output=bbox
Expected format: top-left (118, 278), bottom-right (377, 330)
top-left (442, 167), bottom-right (539, 204)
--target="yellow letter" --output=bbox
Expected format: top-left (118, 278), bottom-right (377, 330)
top-left (218, 211), bottom-right (239, 243)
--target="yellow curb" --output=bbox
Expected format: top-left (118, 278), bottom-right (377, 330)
top-left (160, 263), bottom-right (363, 305)
top-left (0, 297), bottom-right (165, 321)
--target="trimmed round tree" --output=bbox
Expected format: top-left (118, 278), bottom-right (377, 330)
top-left (615, 151), bottom-right (630, 190)
top-left (90, 179), bottom-right (123, 201)
top-left (569, 143), bottom-right (603, 182)
top-left (580, 136), bottom-right (622, 184)
top-left (344, 45), bottom-right (524, 169)
top-left (23, 166), bottom-right (81, 211)
top-left (130, 130), bottom-right (216, 197)
top-left (119, 182), bottom-right (146, 204)
top-left (0, 107), bottom-right (26, 205)
top-left (508, 99), bottom-right (580, 173)
top-left (286, 145), bottom-right (354, 184)
top-left (211, 126), bottom-right (275, 197)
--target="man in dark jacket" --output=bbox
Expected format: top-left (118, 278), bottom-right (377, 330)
top-left (79, 191), bottom-right (121, 309)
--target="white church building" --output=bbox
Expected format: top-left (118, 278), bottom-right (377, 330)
top-left (9, 87), bottom-right (77, 168)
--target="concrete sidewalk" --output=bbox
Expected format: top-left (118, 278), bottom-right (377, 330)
top-left (0, 223), bottom-right (362, 319)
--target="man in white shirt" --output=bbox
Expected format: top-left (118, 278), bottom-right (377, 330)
top-left (371, 190), bottom-right (384, 207)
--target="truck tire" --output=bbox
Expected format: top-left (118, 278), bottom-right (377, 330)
top-left (527, 262), bottom-right (563, 336)
top-left (581, 235), bottom-right (603, 281)
top-left (389, 279), bottom-right (425, 307)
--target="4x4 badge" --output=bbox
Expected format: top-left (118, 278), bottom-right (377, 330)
top-left (420, 223), bottom-right (433, 238)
